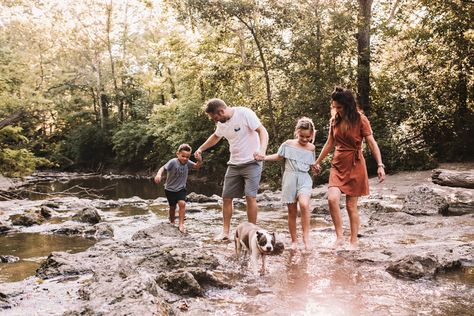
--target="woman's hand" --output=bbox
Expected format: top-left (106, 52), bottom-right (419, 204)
top-left (311, 163), bottom-right (321, 176)
top-left (377, 165), bottom-right (385, 183)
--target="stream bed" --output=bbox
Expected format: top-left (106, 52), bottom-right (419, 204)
top-left (0, 170), bottom-right (473, 315)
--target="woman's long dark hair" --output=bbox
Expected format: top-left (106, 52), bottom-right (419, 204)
top-left (331, 86), bottom-right (361, 128)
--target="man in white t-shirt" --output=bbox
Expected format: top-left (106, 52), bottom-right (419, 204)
top-left (194, 98), bottom-right (268, 240)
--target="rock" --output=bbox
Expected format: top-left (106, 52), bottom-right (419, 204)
top-left (0, 221), bottom-right (11, 234)
top-left (312, 204), bottom-right (329, 216)
top-left (0, 255), bottom-right (19, 263)
top-left (443, 201), bottom-right (474, 216)
top-left (0, 291), bottom-right (10, 310)
top-left (53, 226), bottom-right (83, 236)
top-left (386, 255), bottom-right (462, 279)
top-left (362, 200), bottom-right (403, 213)
top-left (39, 206), bottom-right (53, 219)
top-left (156, 271), bottom-right (204, 296)
top-left (36, 252), bottom-right (92, 279)
top-left (72, 208), bottom-right (101, 224)
top-left (402, 186), bottom-right (449, 215)
top-left (432, 169), bottom-right (474, 189)
top-left (186, 192), bottom-right (218, 203)
top-left (41, 201), bottom-right (59, 209)
top-left (387, 255), bottom-right (439, 279)
top-left (256, 192), bottom-right (279, 202)
top-left (10, 213), bottom-right (44, 226)
top-left (368, 211), bottom-right (422, 226)
top-left (85, 223), bottom-right (114, 239)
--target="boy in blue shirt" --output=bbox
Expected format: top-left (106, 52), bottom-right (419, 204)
top-left (154, 144), bottom-right (203, 233)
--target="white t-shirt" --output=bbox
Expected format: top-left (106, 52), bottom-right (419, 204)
top-left (214, 107), bottom-right (261, 165)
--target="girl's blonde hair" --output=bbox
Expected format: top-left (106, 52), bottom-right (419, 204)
top-left (294, 117), bottom-right (316, 144)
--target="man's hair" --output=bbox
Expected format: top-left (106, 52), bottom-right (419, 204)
top-left (177, 143), bottom-right (192, 152)
top-left (205, 98), bottom-right (227, 114)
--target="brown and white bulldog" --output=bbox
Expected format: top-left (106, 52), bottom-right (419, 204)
top-left (235, 222), bottom-right (276, 275)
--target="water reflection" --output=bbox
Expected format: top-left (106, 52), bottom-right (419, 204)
top-left (20, 177), bottom-right (222, 200)
top-left (0, 233), bottom-right (96, 282)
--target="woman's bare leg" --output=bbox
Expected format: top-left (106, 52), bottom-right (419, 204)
top-left (327, 187), bottom-right (344, 247)
top-left (346, 195), bottom-right (359, 247)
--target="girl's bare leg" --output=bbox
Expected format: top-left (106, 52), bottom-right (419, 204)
top-left (298, 194), bottom-right (311, 250)
top-left (346, 195), bottom-right (359, 247)
top-left (327, 187), bottom-right (344, 247)
top-left (287, 203), bottom-right (298, 250)
top-left (177, 200), bottom-right (186, 233)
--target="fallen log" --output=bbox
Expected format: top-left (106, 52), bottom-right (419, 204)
top-left (431, 169), bottom-right (474, 189)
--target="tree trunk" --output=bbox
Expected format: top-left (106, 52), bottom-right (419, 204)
top-left (432, 169), bottom-right (474, 189)
top-left (356, 0), bottom-right (373, 114)
top-left (0, 111), bottom-right (24, 129)
top-left (238, 27), bottom-right (251, 97)
top-left (106, 2), bottom-right (123, 122)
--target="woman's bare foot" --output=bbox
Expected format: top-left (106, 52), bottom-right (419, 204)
top-left (332, 237), bottom-right (344, 249)
top-left (179, 225), bottom-right (185, 233)
top-left (348, 240), bottom-right (359, 250)
top-left (291, 242), bottom-right (298, 252)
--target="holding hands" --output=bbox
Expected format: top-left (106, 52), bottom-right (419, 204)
top-left (194, 149), bottom-right (203, 161)
top-left (253, 152), bottom-right (266, 161)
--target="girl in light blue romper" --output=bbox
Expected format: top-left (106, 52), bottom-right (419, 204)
top-left (257, 117), bottom-right (316, 251)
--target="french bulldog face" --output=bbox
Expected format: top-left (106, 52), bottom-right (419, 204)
top-left (256, 230), bottom-right (276, 253)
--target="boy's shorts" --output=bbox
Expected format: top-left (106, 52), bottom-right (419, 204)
top-left (222, 161), bottom-right (262, 199)
top-left (165, 188), bottom-right (187, 207)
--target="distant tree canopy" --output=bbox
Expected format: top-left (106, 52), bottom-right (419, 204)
top-left (0, 0), bottom-right (472, 181)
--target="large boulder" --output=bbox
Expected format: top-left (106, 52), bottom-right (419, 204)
top-left (402, 186), bottom-right (449, 215)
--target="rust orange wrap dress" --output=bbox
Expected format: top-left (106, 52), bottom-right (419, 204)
top-left (329, 114), bottom-right (373, 196)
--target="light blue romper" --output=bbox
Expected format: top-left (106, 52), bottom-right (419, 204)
top-left (278, 143), bottom-right (315, 204)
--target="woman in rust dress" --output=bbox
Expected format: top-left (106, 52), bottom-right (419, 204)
top-left (315, 86), bottom-right (385, 248)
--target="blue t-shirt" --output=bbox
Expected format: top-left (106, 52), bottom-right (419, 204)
top-left (164, 158), bottom-right (196, 192)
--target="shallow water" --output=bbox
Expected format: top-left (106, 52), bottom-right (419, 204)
top-left (0, 233), bottom-right (96, 282)
top-left (180, 208), bottom-right (474, 316)
top-left (2, 174), bottom-right (473, 315)
top-left (19, 177), bottom-right (221, 200)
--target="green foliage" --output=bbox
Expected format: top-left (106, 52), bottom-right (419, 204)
top-left (112, 122), bottom-right (155, 168)
top-left (60, 124), bottom-right (113, 169)
top-left (0, 148), bottom-right (50, 177)
top-left (0, 126), bottom-right (51, 177)
top-left (0, 0), bottom-right (472, 180)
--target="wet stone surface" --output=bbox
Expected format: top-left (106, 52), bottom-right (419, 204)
top-left (0, 166), bottom-right (472, 315)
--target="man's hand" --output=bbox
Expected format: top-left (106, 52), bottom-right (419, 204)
top-left (253, 152), bottom-right (266, 161)
top-left (194, 149), bottom-right (202, 161)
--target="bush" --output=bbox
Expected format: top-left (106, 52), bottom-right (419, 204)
top-left (60, 124), bottom-right (113, 169)
top-left (112, 122), bottom-right (155, 169)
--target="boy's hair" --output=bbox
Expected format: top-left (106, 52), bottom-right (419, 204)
top-left (294, 117), bottom-right (316, 144)
top-left (205, 98), bottom-right (227, 114)
top-left (177, 143), bottom-right (192, 152)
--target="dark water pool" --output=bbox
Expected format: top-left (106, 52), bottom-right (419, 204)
top-left (0, 233), bottom-right (96, 282)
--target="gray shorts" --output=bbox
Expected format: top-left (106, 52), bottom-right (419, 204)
top-left (222, 161), bottom-right (262, 198)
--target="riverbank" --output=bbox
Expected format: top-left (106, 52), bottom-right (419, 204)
top-left (0, 164), bottom-right (473, 315)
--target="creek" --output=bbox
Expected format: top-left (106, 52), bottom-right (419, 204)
top-left (0, 171), bottom-right (473, 315)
